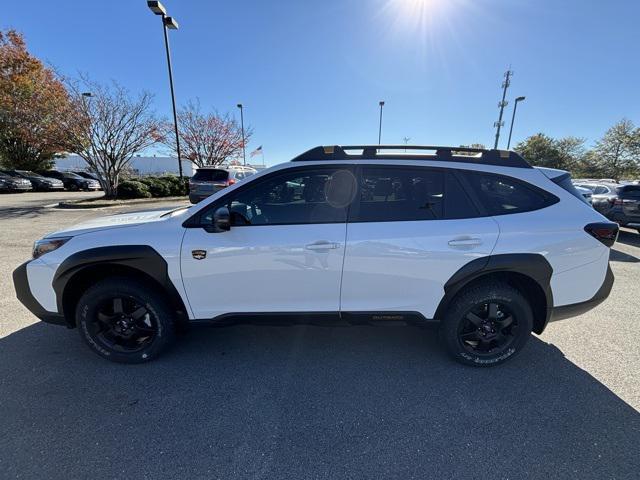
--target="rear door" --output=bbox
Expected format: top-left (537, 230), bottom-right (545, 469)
top-left (340, 165), bottom-right (499, 319)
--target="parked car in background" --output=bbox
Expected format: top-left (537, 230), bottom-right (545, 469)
top-left (574, 185), bottom-right (593, 205)
top-left (73, 171), bottom-right (102, 182)
top-left (189, 165), bottom-right (258, 203)
top-left (575, 182), bottom-right (640, 232)
top-left (37, 170), bottom-right (100, 191)
top-left (0, 171), bottom-right (32, 192)
top-left (2, 169), bottom-right (64, 191)
top-left (73, 171), bottom-right (103, 190)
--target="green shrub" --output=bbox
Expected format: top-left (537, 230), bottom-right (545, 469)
top-left (139, 177), bottom-right (171, 197)
top-left (158, 175), bottom-right (189, 196)
top-left (117, 180), bottom-right (151, 199)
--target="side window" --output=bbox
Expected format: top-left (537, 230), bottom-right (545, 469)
top-left (355, 167), bottom-right (445, 222)
top-left (594, 186), bottom-right (608, 195)
top-left (464, 171), bottom-right (556, 216)
top-left (203, 167), bottom-right (356, 226)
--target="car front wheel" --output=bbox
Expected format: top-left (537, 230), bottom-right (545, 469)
top-left (439, 281), bottom-right (533, 367)
top-left (76, 278), bottom-right (176, 363)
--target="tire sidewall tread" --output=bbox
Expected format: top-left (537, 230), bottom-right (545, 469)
top-left (76, 277), bottom-right (175, 364)
top-left (439, 281), bottom-right (534, 367)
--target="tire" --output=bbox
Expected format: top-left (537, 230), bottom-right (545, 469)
top-left (76, 277), bottom-right (176, 363)
top-left (439, 281), bottom-right (533, 367)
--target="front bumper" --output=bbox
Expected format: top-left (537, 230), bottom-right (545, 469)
top-left (6, 184), bottom-right (32, 191)
top-left (13, 261), bottom-right (67, 326)
top-left (549, 264), bottom-right (614, 322)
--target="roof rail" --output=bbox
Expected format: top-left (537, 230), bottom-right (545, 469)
top-left (290, 145), bottom-right (531, 169)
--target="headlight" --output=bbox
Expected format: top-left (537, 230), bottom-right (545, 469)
top-left (32, 237), bottom-right (71, 259)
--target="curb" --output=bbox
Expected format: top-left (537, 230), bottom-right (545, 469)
top-left (56, 196), bottom-right (189, 210)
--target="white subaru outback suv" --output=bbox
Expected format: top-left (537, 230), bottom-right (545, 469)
top-left (13, 145), bottom-right (618, 366)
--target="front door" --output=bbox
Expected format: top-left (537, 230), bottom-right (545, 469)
top-left (180, 165), bottom-right (356, 319)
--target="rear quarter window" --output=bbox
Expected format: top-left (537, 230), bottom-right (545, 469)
top-left (553, 174), bottom-right (590, 204)
top-left (463, 171), bottom-right (558, 216)
top-left (617, 185), bottom-right (640, 198)
top-left (192, 169), bottom-right (228, 182)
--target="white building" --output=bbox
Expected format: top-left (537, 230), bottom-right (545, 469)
top-left (55, 155), bottom-right (195, 176)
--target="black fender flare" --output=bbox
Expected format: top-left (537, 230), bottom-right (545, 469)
top-left (52, 245), bottom-right (188, 322)
top-left (433, 253), bottom-right (554, 333)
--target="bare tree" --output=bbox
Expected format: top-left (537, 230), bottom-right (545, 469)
top-left (64, 79), bottom-right (160, 197)
top-left (163, 100), bottom-right (252, 168)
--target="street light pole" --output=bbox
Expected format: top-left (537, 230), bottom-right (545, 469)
top-left (147, 1), bottom-right (183, 179)
top-left (237, 103), bottom-right (246, 166)
top-left (378, 101), bottom-right (385, 145)
top-left (507, 96), bottom-right (526, 150)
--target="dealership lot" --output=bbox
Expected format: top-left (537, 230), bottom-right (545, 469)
top-left (1, 193), bottom-right (639, 478)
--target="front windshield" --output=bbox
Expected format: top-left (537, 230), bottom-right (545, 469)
top-left (62, 172), bottom-right (82, 179)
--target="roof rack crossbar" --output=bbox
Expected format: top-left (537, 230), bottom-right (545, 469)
top-left (290, 145), bottom-right (531, 169)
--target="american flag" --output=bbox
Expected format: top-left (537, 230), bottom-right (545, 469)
top-left (250, 145), bottom-right (263, 157)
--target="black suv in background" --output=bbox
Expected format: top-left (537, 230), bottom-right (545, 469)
top-left (576, 182), bottom-right (640, 232)
top-left (2, 170), bottom-right (64, 191)
top-left (37, 170), bottom-right (100, 191)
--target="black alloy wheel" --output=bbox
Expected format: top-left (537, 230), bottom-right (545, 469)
top-left (457, 301), bottom-right (517, 356)
top-left (90, 296), bottom-right (158, 353)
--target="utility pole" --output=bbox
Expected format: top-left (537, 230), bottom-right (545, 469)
top-left (493, 69), bottom-right (512, 150)
top-left (378, 101), bottom-right (385, 144)
top-left (403, 136), bottom-right (410, 152)
top-left (237, 103), bottom-right (246, 166)
top-left (507, 96), bottom-right (526, 150)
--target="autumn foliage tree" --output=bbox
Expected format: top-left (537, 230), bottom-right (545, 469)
top-left (164, 100), bottom-right (252, 167)
top-left (0, 30), bottom-right (77, 170)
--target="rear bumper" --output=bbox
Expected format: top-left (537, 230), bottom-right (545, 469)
top-left (549, 264), bottom-right (614, 322)
top-left (12, 261), bottom-right (67, 326)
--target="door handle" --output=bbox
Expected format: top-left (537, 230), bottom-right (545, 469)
top-left (305, 241), bottom-right (340, 251)
top-left (448, 237), bottom-right (482, 247)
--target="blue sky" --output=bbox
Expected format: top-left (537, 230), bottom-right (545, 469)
top-left (3, 0), bottom-right (639, 165)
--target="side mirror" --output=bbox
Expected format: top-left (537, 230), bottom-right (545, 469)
top-left (203, 207), bottom-right (230, 233)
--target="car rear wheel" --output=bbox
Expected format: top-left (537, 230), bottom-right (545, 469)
top-left (439, 281), bottom-right (533, 367)
top-left (76, 277), bottom-right (176, 363)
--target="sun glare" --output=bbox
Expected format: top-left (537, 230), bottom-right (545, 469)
top-left (384, 0), bottom-right (452, 32)
top-left (375, 0), bottom-right (475, 75)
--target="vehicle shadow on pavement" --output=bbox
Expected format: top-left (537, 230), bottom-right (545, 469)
top-left (1, 322), bottom-right (638, 479)
top-left (610, 248), bottom-right (640, 263)
top-left (0, 206), bottom-right (50, 220)
top-left (617, 230), bottom-right (640, 248)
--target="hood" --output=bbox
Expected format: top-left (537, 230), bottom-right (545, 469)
top-left (45, 208), bottom-right (175, 238)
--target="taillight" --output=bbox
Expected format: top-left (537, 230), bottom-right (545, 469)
top-left (609, 197), bottom-right (623, 205)
top-left (584, 222), bottom-right (619, 247)
top-left (226, 178), bottom-right (236, 186)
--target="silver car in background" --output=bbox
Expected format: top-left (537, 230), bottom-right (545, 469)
top-left (189, 165), bottom-right (257, 203)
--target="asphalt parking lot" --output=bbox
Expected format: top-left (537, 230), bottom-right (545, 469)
top-left (1, 192), bottom-right (639, 479)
